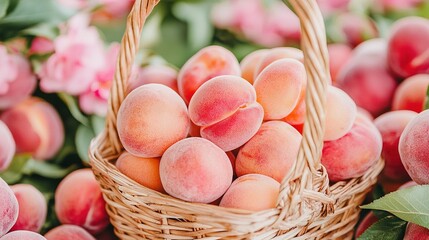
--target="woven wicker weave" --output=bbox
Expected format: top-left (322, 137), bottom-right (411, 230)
top-left (89, 0), bottom-right (384, 239)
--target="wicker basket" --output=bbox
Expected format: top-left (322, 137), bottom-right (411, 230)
top-left (89, 0), bottom-right (384, 239)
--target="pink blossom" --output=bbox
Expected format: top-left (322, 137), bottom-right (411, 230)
top-left (96, 0), bottom-right (135, 19)
top-left (211, 0), bottom-right (300, 47)
top-left (79, 43), bottom-right (119, 116)
top-left (0, 45), bottom-right (37, 110)
top-left (317, 0), bottom-right (350, 15)
top-left (29, 37), bottom-right (55, 55)
top-left (373, 0), bottom-right (422, 12)
top-left (38, 14), bottom-right (105, 95)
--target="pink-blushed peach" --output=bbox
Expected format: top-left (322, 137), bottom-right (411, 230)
top-left (374, 110), bottom-right (417, 181)
top-left (177, 45), bottom-right (241, 103)
top-left (392, 74), bottom-right (429, 112)
top-left (254, 58), bottom-right (306, 120)
top-left (240, 49), bottom-right (269, 84)
top-left (55, 169), bottom-right (109, 234)
top-left (0, 97), bottom-right (64, 160)
top-left (219, 174), bottom-right (280, 211)
top-left (117, 84), bottom-right (190, 158)
top-left (44, 225), bottom-right (95, 240)
top-left (324, 85), bottom-right (357, 141)
top-left (159, 137), bottom-right (233, 203)
top-left (355, 212), bottom-right (378, 238)
top-left (10, 184), bottom-right (47, 232)
top-left (327, 43), bottom-right (352, 84)
top-left (388, 17), bottom-right (429, 78)
top-left (403, 223), bottom-right (429, 240)
top-left (115, 152), bottom-right (164, 193)
top-left (189, 75), bottom-right (263, 151)
top-left (321, 118), bottom-right (382, 182)
top-left (0, 178), bottom-right (18, 237)
top-left (236, 121), bottom-right (301, 182)
top-left (0, 121), bottom-right (15, 171)
top-left (128, 64), bottom-right (179, 93)
top-left (253, 47), bottom-right (303, 79)
top-left (399, 109), bottom-right (429, 184)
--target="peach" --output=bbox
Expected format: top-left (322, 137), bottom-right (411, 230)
top-left (336, 13), bottom-right (378, 47)
top-left (117, 84), bottom-right (190, 158)
top-left (177, 45), bottom-right (241, 103)
top-left (10, 184), bottom-right (47, 232)
top-left (374, 110), bottom-right (417, 181)
top-left (44, 225), bottom-right (95, 240)
top-left (0, 178), bottom-right (18, 237)
top-left (236, 121), bottom-right (301, 182)
top-left (398, 181), bottom-right (418, 190)
top-left (357, 107), bottom-right (374, 122)
top-left (253, 47), bottom-right (303, 79)
top-left (388, 17), bottom-right (429, 78)
top-left (327, 43), bottom-right (352, 84)
top-left (0, 51), bottom-right (37, 110)
top-left (128, 64), bottom-right (178, 93)
top-left (404, 223), bottom-right (429, 240)
top-left (219, 174), bottom-right (280, 211)
top-left (321, 117), bottom-right (382, 182)
top-left (189, 75), bottom-right (263, 151)
top-left (254, 58), bottom-right (306, 120)
top-left (0, 97), bottom-right (64, 160)
top-left (0, 230), bottom-right (46, 240)
top-left (115, 151), bottom-right (164, 193)
top-left (0, 121), bottom-right (15, 171)
top-left (188, 121), bottom-right (201, 137)
top-left (392, 74), bottom-right (429, 112)
top-left (55, 169), bottom-right (109, 234)
top-left (324, 86), bottom-right (357, 141)
top-left (240, 49), bottom-right (269, 84)
top-left (399, 109), bottom-right (429, 184)
top-left (355, 212), bottom-right (378, 238)
top-left (159, 137), bottom-right (233, 203)
top-left (336, 43), bottom-right (397, 117)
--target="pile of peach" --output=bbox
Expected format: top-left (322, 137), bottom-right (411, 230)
top-left (328, 16), bottom-right (429, 239)
top-left (115, 44), bottom-right (383, 211)
top-left (0, 168), bottom-right (111, 240)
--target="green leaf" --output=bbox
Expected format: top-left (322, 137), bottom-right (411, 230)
top-left (0, 154), bottom-right (31, 184)
top-left (22, 159), bottom-right (78, 179)
top-left (362, 185), bottom-right (429, 229)
top-left (424, 85), bottom-right (429, 111)
top-left (358, 215), bottom-right (407, 240)
top-left (0, 0), bottom-right (10, 19)
top-left (91, 115), bottom-right (105, 135)
top-left (58, 93), bottom-right (90, 127)
top-left (75, 124), bottom-right (95, 164)
top-left (20, 22), bottom-right (59, 39)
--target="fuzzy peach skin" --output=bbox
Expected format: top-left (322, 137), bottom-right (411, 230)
top-left (177, 45), bottom-right (241, 103)
top-left (0, 230), bottom-right (46, 240)
top-left (392, 74), bottom-right (429, 112)
top-left (128, 64), bottom-right (179, 93)
top-left (327, 43), bottom-right (352, 84)
top-left (55, 169), bottom-right (109, 234)
top-left (219, 174), bottom-right (280, 211)
top-left (388, 17), bottom-right (429, 78)
top-left (0, 97), bottom-right (64, 160)
top-left (116, 151), bottom-right (164, 193)
top-left (10, 184), bottom-right (47, 232)
top-left (44, 225), bottom-right (95, 240)
top-left (189, 75), bottom-right (263, 151)
top-left (0, 178), bottom-right (18, 237)
top-left (236, 121), bottom-right (301, 182)
top-left (253, 47), bottom-right (303, 79)
top-left (117, 84), bottom-right (190, 158)
top-left (321, 117), bottom-right (382, 182)
top-left (254, 58), bottom-right (306, 120)
top-left (399, 109), bottom-right (429, 184)
top-left (336, 40), bottom-right (397, 117)
top-left (0, 121), bottom-right (15, 171)
top-left (159, 137), bottom-right (233, 203)
top-left (324, 85), bottom-right (357, 141)
top-left (403, 223), bottom-right (429, 240)
top-left (240, 49), bottom-right (269, 84)
top-left (354, 212), bottom-right (378, 238)
top-left (374, 110), bottom-right (417, 182)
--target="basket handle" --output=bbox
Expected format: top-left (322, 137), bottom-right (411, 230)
top-left (103, 0), bottom-right (332, 211)
top-left (102, 0), bottom-right (159, 154)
